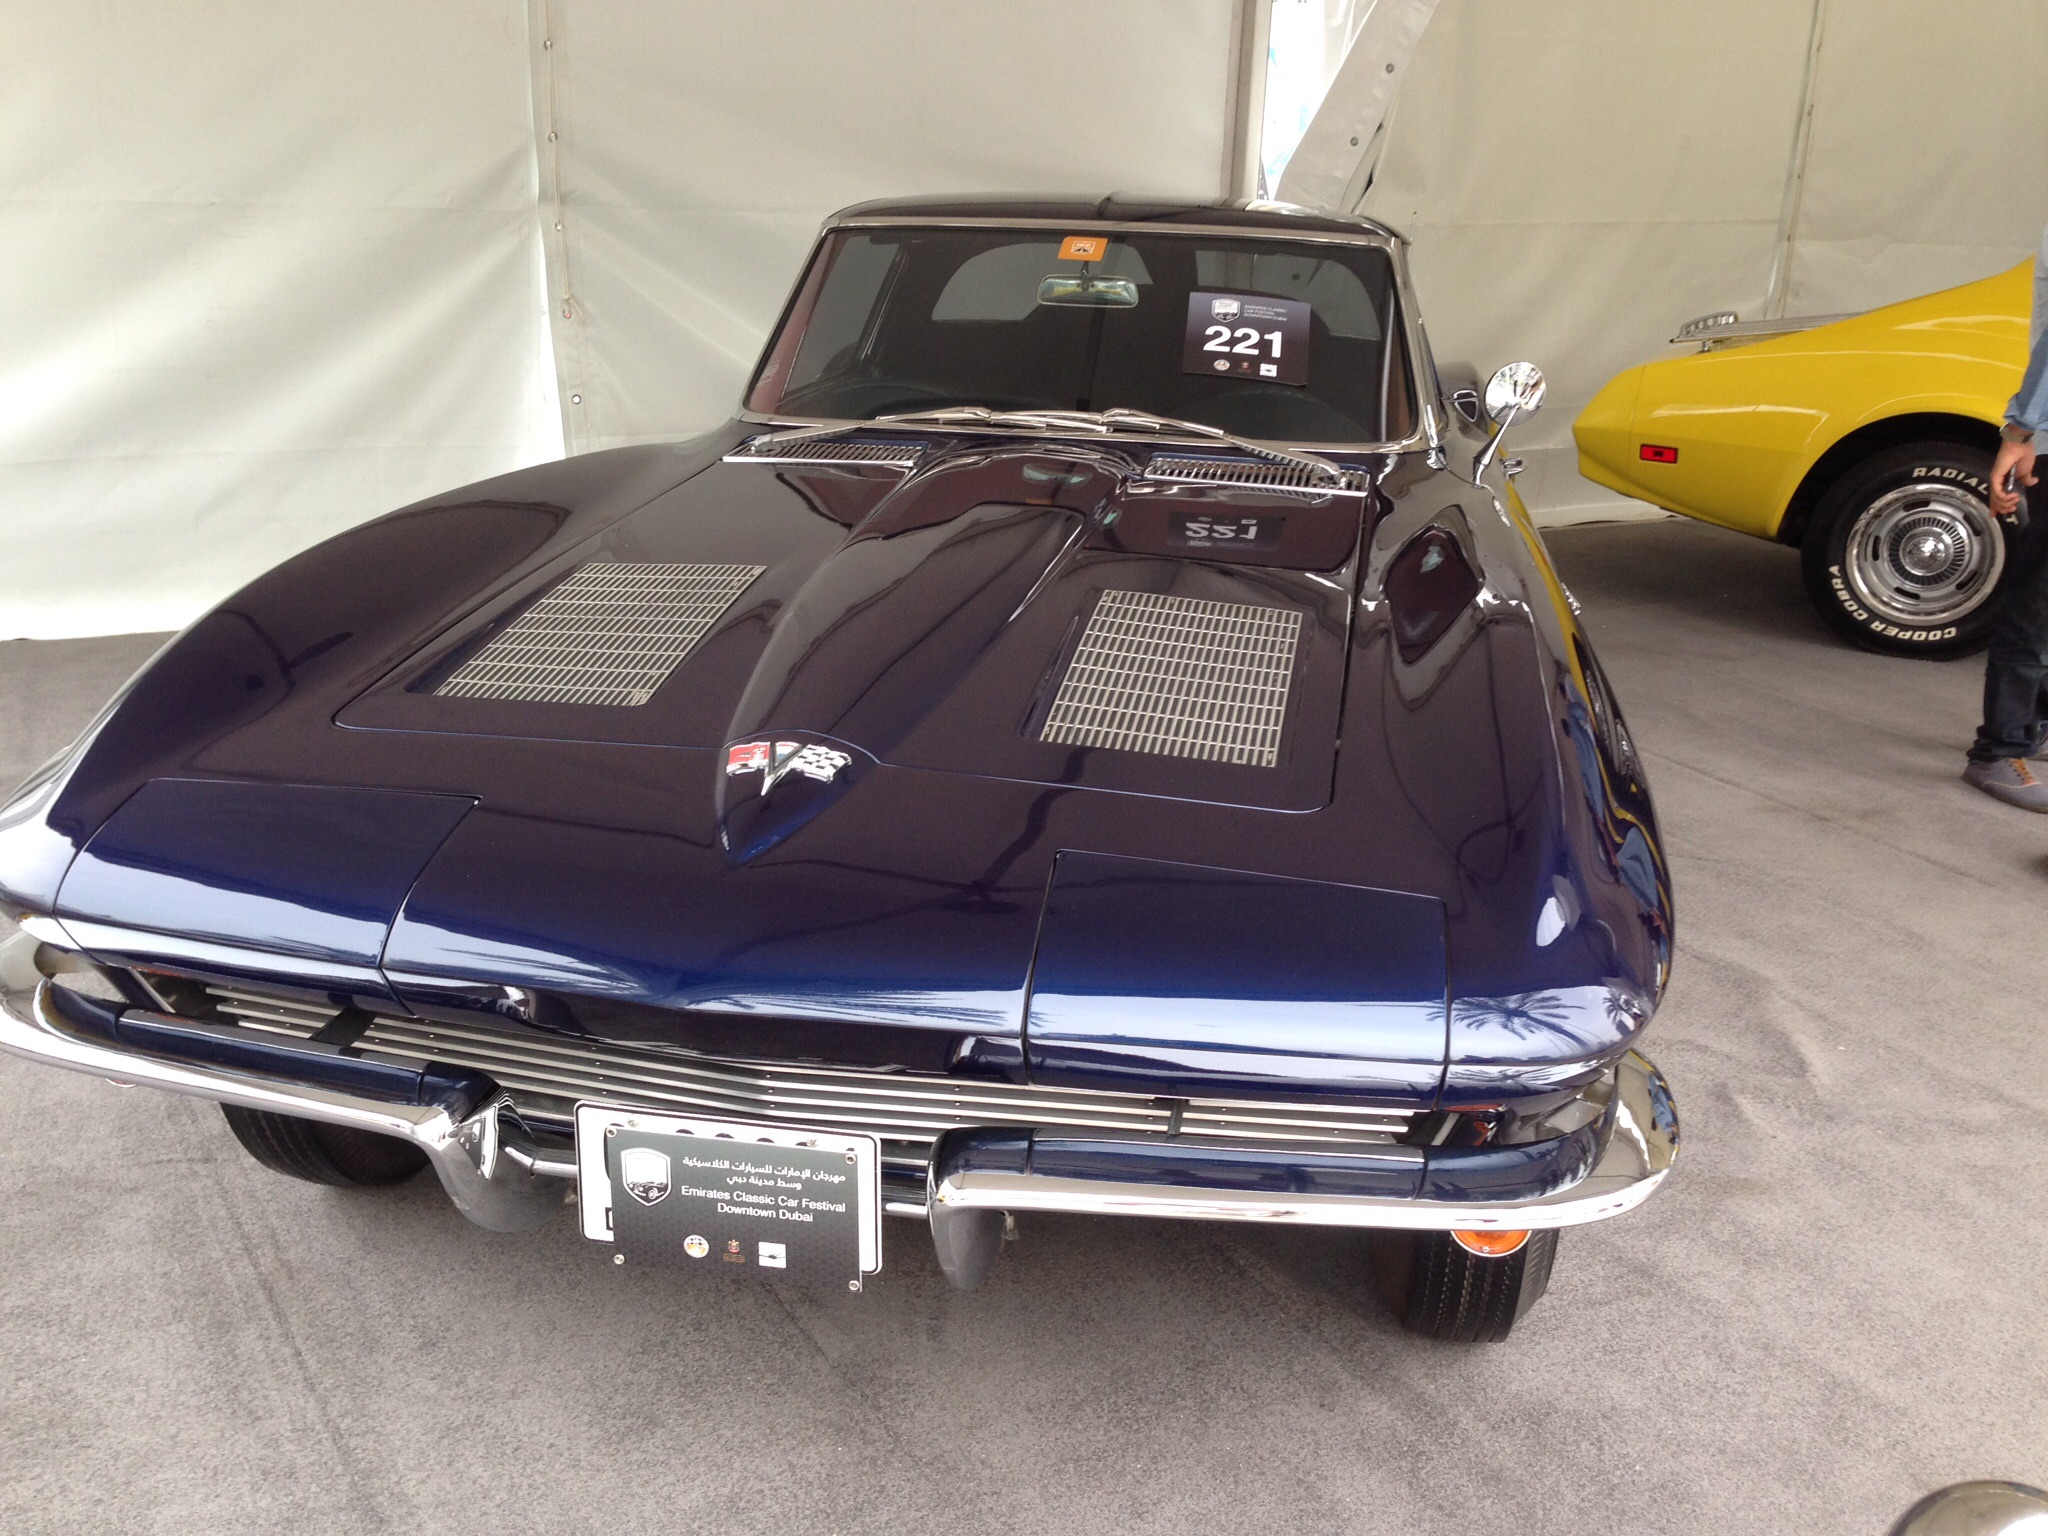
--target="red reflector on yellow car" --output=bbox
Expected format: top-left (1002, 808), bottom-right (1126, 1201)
top-left (1639, 443), bottom-right (1679, 464)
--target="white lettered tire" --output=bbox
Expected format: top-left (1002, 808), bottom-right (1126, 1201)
top-left (1799, 441), bottom-right (2018, 658)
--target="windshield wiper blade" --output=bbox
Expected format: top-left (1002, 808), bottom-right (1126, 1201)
top-left (747, 406), bottom-right (1352, 488)
top-left (739, 406), bottom-right (1052, 451)
top-left (874, 407), bottom-right (1351, 487)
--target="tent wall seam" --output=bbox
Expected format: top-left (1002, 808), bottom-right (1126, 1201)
top-left (530, 0), bottom-right (587, 453)
top-left (1763, 0), bottom-right (1830, 320)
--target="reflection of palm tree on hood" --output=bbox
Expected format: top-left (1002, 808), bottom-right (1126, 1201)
top-left (1452, 987), bottom-right (1626, 1056)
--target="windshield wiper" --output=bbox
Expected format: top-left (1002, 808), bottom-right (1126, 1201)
top-left (887, 407), bottom-right (1350, 487)
top-left (746, 406), bottom-right (1351, 488)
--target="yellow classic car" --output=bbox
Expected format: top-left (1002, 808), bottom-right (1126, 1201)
top-left (1574, 262), bottom-right (2031, 656)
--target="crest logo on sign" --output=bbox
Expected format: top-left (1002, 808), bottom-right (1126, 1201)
top-left (618, 1146), bottom-right (671, 1206)
top-left (1210, 297), bottom-right (1242, 320)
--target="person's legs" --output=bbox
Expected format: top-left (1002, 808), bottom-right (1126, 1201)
top-left (1971, 510), bottom-right (2048, 761)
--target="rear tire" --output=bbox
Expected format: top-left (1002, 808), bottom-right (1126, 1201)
top-left (220, 1104), bottom-right (427, 1188)
top-left (1799, 441), bottom-right (2018, 658)
top-left (1371, 1229), bottom-right (1559, 1342)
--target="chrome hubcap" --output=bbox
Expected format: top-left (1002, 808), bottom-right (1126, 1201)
top-left (1843, 483), bottom-right (2003, 628)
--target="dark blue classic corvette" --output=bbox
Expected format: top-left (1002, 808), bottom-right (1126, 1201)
top-left (0, 198), bottom-right (1676, 1340)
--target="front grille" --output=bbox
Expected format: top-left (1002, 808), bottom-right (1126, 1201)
top-left (435, 560), bottom-right (763, 707)
top-left (1040, 589), bottom-right (1302, 767)
top-left (725, 438), bottom-right (923, 470)
top-left (1145, 454), bottom-right (1369, 495)
top-left (204, 986), bottom-right (1414, 1166)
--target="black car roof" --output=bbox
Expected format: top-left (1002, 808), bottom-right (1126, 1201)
top-left (827, 194), bottom-right (1405, 243)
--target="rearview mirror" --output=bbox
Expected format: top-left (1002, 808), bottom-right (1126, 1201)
top-left (1037, 274), bottom-right (1139, 308)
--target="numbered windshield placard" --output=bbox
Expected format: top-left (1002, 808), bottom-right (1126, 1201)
top-left (1182, 292), bottom-right (1310, 387)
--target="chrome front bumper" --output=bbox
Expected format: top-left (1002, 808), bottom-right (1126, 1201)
top-left (930, 1049), bottom-right (1678, 1232)
top-left (0, 968), bottom-right (1677, 1243)
top-left (0, 974), bottom-right (568, 1232)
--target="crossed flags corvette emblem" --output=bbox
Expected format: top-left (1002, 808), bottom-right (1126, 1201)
top-left (717, 734), bottom-right (866, 863)
top-left (725, 738), bottom-right (853, 791)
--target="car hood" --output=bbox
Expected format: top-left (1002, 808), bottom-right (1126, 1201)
top-left (333, 435), bottom-right (1363, 812)
top-left (7, 426), bottom-right (1670, 1105)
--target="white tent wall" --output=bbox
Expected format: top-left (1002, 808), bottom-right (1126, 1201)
top-left (1776, 1), bottom-right (2048, 316)
top-left (16, 4), bottom-right (2046, 641)
top-left (1, 2), bottom-right (563, 640)
top-left (1352, 0), bottom-right (2048, 523)
top-left (531, 1), bottom-right (1246, 455)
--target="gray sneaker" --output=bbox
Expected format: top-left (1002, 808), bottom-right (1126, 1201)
top-left (1963, 756), bottom-right (2048, 811)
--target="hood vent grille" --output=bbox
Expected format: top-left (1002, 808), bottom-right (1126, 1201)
top-left (1145, 454), bottom-right (1369, 495)
top-left (1041, 590), bottom-right (1302, 768)
top-left (725, 438), bottom-right (924, 470)
top-left (435, 561), bottom-right (764, 707)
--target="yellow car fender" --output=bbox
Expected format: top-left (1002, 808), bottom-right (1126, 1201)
top-left (1575, 263), bottom-right (2030, 543)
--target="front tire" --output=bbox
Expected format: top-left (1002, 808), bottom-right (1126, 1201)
top-left (1371, 1229), bottom-right (1559, 1342)
top-left (1799, 441), bottom-right (2017, 657)
top-left (220, 1104), bottom-right (427, 1188)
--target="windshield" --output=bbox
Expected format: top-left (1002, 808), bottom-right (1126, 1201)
top-left (747, 227), bottom-right (1413, 446)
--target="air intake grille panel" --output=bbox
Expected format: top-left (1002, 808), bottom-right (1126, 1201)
top-left (1145, 454), bottom-right (1369, 495)
top-left (1041, 590), bottom-right (1302, 767)
top-left (201, 985), bottom-right (1418, 1164)
top-left (725, 438), bottom-right (923, 469)
top-left (436, 561), bottom-right (763, 707)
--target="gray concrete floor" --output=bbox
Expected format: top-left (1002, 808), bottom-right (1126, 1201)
top-left (2, 519), bottom-right (2044, 1535)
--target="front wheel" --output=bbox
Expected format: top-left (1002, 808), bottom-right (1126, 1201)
top-left (221, 1104), bottom-right (428, 1188)
top-left (1370, 1228), bottom-right (1559, 1342)
top-left (1800, 441), bottom-right (2018, 657)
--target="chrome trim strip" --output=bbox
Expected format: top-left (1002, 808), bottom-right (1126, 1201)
top-left (1389, 239), bottom-right (1447, 465)
top-left (824, 215), bottom-right (1404, 247)
top-left (61, 917), bottom-right (387, 992)
top-left (0, 979), bottom-right (565, 1232)
top-left (1671, 311), bottom-right (1858, 348)
top-left (930, 1053), bottom-right (1678, 1233)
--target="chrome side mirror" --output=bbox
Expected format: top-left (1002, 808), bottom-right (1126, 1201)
top-left (1889, 1481), bottom-right (2048, 1535)
top-left (1484, 361), bottom-right (1546, 423)
top-left (1473, 361), bottom-right (1546, 483)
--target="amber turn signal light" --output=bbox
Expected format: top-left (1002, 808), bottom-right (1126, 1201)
top-left (1450, 1228), bottom-right (1531, 1257)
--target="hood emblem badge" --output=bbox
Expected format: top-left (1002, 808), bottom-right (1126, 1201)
top-left (717, 733), bottom-right (871, 864)
top-left (726, 738), bottom-right (853, 791)
top-left (618, 1146), bottom-right (672, 1206)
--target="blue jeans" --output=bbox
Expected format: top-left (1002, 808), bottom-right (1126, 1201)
top-left (1972, 507), bottom-right (2048, 760)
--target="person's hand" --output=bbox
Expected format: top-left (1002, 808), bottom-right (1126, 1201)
top-left (1992, 436), bottom-right (2037, 517)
